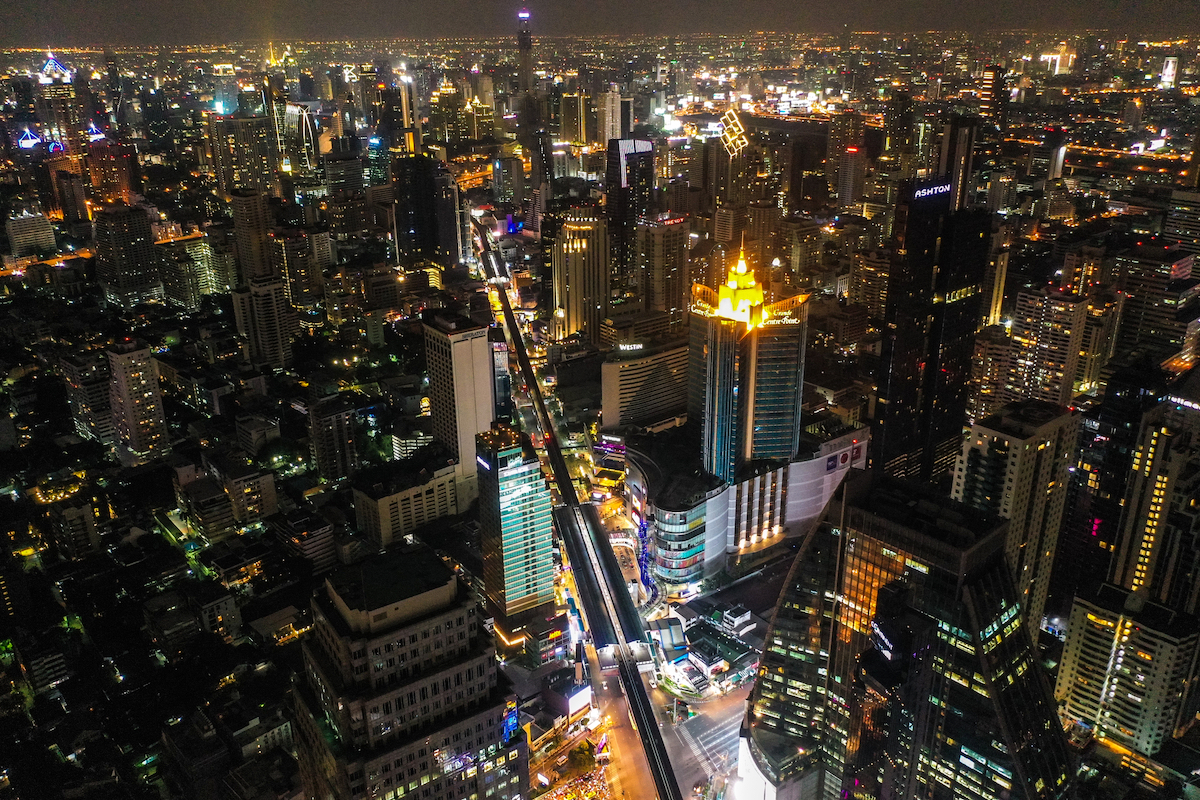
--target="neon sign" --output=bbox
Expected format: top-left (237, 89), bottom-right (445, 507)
top-left (501, 700), bottom-right (519, 744)
top-left (913, 183), bottom-right (951, 199)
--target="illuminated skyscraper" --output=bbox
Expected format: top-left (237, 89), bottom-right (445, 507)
top-left (1005, 288), bottom-right (1087, 406)
top-left (108, 340), bottom-right (170, 465)
top-left (269, 228), bottom-right (324, 310)
top-left (423, 309), bottom-right (496, 504)
top-left (516, 9), bottom-right (533, 94)
top-left (937, 114), bottom-right (979, 212)
top-left (870, 182), bottom-right (991, 484)
top-left (689, 249), bottom-right (808, 484)
top-left (207, 113), bottom-right (280, 199)
top-left (978, 65), bottom-right (1008, 130)
top-left (477, 425), bottom-right (555, 644)
top-left (293, 544), bottom-right (528, 800)
top-left (232, 276), bottom-right (296, 371)
top-left (86, 140), bottom-right (138, 204)
top-left (606, 138), bottom-right (655, 296)
top-left (634, 214), bottom-right (689, 322)
top-left (61, 351), bottom-right (113, 444)
top-left (94, 203), bottom-right (162, 309)
top-left (230, 188), bottom-right (273, 282)
top-left (953, 400), bottom-right (1078, 637)
top-left (552, 210), bottom-right (610, 345)
top-left (1112, 244), bottom-right (1196, 361)
top-left (739, 471), bottom-right (1074, 800)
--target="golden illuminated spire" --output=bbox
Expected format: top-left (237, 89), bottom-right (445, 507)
top-left (716, 242), bottom-right (766, 326)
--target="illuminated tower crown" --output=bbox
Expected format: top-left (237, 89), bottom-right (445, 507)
top-left (716, 246), bottom-right (766, 327)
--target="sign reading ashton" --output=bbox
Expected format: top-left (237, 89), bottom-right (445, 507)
top-left (913, 182), bottom-right (952, 200)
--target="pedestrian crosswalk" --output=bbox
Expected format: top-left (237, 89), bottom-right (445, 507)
top-left (674, 713), bottom-right (741, 774)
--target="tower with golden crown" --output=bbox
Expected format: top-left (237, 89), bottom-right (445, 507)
top-left (688, 248), bottom-right (810, 483)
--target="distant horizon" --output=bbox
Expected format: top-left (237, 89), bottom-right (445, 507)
top-left (8, 27), bottom-right (1200, 52)
top-left (4, 0), bottom-right (1200, 49)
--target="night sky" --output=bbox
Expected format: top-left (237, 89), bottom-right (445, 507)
top-left (2, 0), bottom-right (1200, 46)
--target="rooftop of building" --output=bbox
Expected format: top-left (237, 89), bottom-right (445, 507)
top-left (326, 543), bottom-right (454, 617)
top-left (1118, 243), bottom-right (1193, 263)
top-left (421, 307), bottom-right (487, 335)
top-left (1088, 584), bottom-right (1199, 639)
top-left (841, 469), bottom-right (1004, 550)
top-left (351, 444), bottom-right (457, 499)
top-left (974, 399), bottom-right (1073, 440)
top-left (626, 426), bottom-right (724, 512)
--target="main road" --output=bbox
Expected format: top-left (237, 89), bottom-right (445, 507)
top-left (475, 221), bottom-right (682, 800)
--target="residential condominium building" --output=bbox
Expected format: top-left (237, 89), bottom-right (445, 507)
top-left (293, 544), bottom-right (528, 800)
top-left (1055, 584), bottom-right (1200, 757)
top-left (108, 340), bottom-right (170, 465)
top-left (952, 400), bottom-right (1079, 637)
top-left (1005, 287), bottom-right (1087, 406)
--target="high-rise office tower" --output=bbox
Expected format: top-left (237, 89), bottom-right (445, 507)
top-left (1006, 287), bottom-right (1087, 406)
top-left (979, 66), bottom-right (1008, 130)
top-left (323, 136), bottom-right (367, 195)
top-left (61, 351), bottom-right (113, 444)
top-left (560, 92), bottom-right (589, 144)
top-left (1109, 375), bottom-right (1200, 608)
top-left (516, 9), bottom-right (533, 94)
top-left (434, 165), bottom-right (468, 267)
top-left (492, 157), bottom-right (525, 205)
top-left (871, 182), bottom-right (991, 484)
top-left (606, 138), bottom-right (655, 296)
top-left (308, 394), bottom-right (358, 482)
top-left (551, 210), bottom-right (610, 345)
top-left (688, 248), bottom-right (808, 484)
top-left (634, 214), bottom-right (689, 322)
top-left (1163, 190), bottom-right (1200, 255)
top-left (86, 140), bottom-right (138, 204)
top-left (938, 114), bottom-right (979, 212)
top-left (379, 78), bottom-right (421, 155)
top-left (952, 400), bottom-right (1078, 637)
top-left (393, 154), bottom-right (444, 266)
top-left (739, 471), bottom-right (1074, 800)
top-left (836, 145), bottom-right (865, 208)
top-left (37, 70), bottom-right (88, 155)
top-left (1112, 244), bottom-right (1196, 361)
top-left (233, 276), bottom-right (296, 371)
top-left (423, 309), bottom-right (496, 503)
top-left (108, 340), bottom-right (170, 465)
top-left (477, 425), bottom-right (555, 644)
top-left (882, 90), bottom-right (914, 154)
top-left (94, 203), bottom-right (162, 309)
top-left (230, 188), bottom-right (273, 282)
top-left (826, 110), bottom-right (863, 195)
top-left (293, 544), bottom-right (528, 800)
top-left (208, 113), bottom-right (279, 199)
top-left (598, 86), bottom-right (625, 145)
top-left (269, 228), bottom-right (323, 309)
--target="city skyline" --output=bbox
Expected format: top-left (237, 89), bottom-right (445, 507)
top-left (7, 5), bottom-right (1200, 800)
